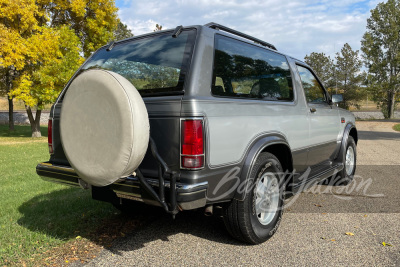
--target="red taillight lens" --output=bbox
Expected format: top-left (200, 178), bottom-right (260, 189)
top-left (182, 120), bottom-right (203, 155)
top-left (48, 119), bottom-right (53, 154)
top-left (181, 119), bottom-right (204, 169)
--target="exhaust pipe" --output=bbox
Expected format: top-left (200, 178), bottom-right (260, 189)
top-left (204, 205), bottom-right (213, 216)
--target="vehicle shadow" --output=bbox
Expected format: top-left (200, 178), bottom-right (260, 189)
top-left (103, 206), bottom-right (245, 256)
top-left (17, 188), bottom-right (243, 253)
top-left (358, 130), bottom-right (400, 140)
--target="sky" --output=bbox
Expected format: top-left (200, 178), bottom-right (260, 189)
top-left (115, 0), bottom-right (382, 61)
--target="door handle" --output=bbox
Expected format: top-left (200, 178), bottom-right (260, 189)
top-left (310, 108), bottom-right (317, 113)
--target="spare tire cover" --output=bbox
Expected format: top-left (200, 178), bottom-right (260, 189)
top-left (60, 69), bottom-right (149, 186)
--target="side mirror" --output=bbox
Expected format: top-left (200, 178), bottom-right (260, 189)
top-left (331, 94), bottom-right (343, 104)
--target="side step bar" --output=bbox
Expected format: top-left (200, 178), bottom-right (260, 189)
top-left (291, 163), bottom-right (344, 194)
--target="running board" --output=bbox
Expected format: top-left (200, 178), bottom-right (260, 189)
top-left (290, 163), bottom-right (343, 194)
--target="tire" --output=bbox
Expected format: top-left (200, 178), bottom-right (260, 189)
top-left (332, 136), bottom-right (357, 186)
top-left (60, 69), bottom-right (149, 187)
top-left (222, 152), bottom-right (285, 244)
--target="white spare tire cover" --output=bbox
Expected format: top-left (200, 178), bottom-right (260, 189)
top-left (60, 69), bottom-right (149, 186)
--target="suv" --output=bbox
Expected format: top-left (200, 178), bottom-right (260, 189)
top-left (37, 23), bottom-right (358, 244)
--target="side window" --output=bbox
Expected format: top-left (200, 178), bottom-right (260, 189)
top-left (297, 65), bottom-right (327, 104)
top-left (212, 35), bottom-right (293, 101)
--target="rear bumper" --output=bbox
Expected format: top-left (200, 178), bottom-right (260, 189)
top-left (36, 162), bottom-right (208, 210)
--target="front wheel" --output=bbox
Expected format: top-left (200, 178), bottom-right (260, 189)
top-left (333, 136), bottom-right (357, 186)
top-left (222, 152), bottom-right (285, 244)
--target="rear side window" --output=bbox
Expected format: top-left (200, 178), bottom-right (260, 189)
top-left (81, 29), bottom-right (196, 96)
top-left (212, 35), bottom-right (293, 101)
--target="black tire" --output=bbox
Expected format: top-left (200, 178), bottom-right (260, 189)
top-left (222, 152), bottom-right (285, 244)
top-left (332, 136), bottom-right (357, 186)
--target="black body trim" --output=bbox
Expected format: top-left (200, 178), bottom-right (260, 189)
top-left (336, 122), bottom-right (357, 163)
top-left (205, 22), bottom-right (277, 50)
top-left (233, 133), bottom-right (292, 201)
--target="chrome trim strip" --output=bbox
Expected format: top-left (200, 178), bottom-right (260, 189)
top-left (37, 162), bottom-right (76, 173)
top-left (38, 169), bottom-right (79, 179)
top-left (178, 189), bottom-right (207, 196)
top-left (124, 176), bottom-right (208, 190)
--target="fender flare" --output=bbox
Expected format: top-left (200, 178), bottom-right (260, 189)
top-left (233, 133), bottom-right (292, 201)
top-left (336, 123), bottom-right (357, 163)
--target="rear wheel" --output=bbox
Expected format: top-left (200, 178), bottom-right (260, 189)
top-left (222, 152), bottom-right (285, 244)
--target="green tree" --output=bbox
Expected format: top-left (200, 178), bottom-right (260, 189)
top-left (114, 20), bottom-right (134, 40)
top-left (304, 52), bottom-right (335, 93)
top-left (154, 24), bottom-right (163, 31)
top-left (361, 0), bottom-right (400, 118)
top-left (335, 43), bottom-right (365, 109)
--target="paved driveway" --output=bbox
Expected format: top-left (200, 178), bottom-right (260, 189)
top-left (85, 121), bottom-right (400, 266)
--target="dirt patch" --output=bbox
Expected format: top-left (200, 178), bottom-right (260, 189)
top-left (29, 213), bottom-right (147, 266)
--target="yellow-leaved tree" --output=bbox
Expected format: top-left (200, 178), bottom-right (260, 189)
top-left (0, 0), bottom-right (119, 137)
top-left (44, 0), bottom-right (119, 57)
top-left (0, 0), bottom-right (42, 131)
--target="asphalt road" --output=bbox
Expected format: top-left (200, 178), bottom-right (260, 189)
top-left (84, 121), bottom-right (400, 266)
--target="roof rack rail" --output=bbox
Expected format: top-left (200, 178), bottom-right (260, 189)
top-left (204, 22), bottom-right (277, 51)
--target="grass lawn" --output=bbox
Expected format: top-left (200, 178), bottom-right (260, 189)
top-left (394, 124), bottom-right (400, 132)
top-left (0, 125), bottom-right (116, 265)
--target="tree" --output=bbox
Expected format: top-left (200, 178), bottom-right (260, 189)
top-left (0, 67), bottom-right (15, 131)
top-left (335, 43), bottom-right (365, 109)
top-left (0, 0), bottom-right (46, 132)
top-left (154, 24), bottom-right (163, 31)
top-left (9, 26), bottom-right (84, 137)
top-left (0, 0), bottom-right (119, 137)
top-left (42, 0), bottom-right (119, 57)
top-left (304, 52), bottom-right (335, 93)
top-left (114, 20), bottom-right (134, 40)
top-left (361, 0), bottom-right (400, 118)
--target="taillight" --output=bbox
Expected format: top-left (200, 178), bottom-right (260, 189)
top-left (181, 119), bottom-right (204, 169)
top-left (48, 119), bottom-right (53, 154)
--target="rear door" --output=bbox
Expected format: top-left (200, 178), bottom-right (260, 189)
top-left (296, 65), bottom-right (340, 167)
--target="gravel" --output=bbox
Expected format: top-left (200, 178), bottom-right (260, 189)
top-left (0, 111), bottom-right (50, 125)
top-left (353, 111), bottom-right (400, 120)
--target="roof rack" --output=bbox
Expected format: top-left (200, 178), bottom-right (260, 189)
top-left (204, 22), bottom-right (277, 51)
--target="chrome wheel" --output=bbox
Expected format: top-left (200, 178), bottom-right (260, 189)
top-left (255, 172), bottom-right (280, 225)
top-left (345, 146), bottom-right (355, 176)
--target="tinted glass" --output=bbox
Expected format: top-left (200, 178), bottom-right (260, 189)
top-left (212, 35), bottom-right (293, 101)
top-left (297, 65), bottom-right (327, 103)
top-left (82, 30), bottom-right (196, 96)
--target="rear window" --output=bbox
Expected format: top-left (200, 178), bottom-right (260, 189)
top-left (81, 29), bottom-right (196, 96)
top-left (212, 35), bottom-right (293, 101)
